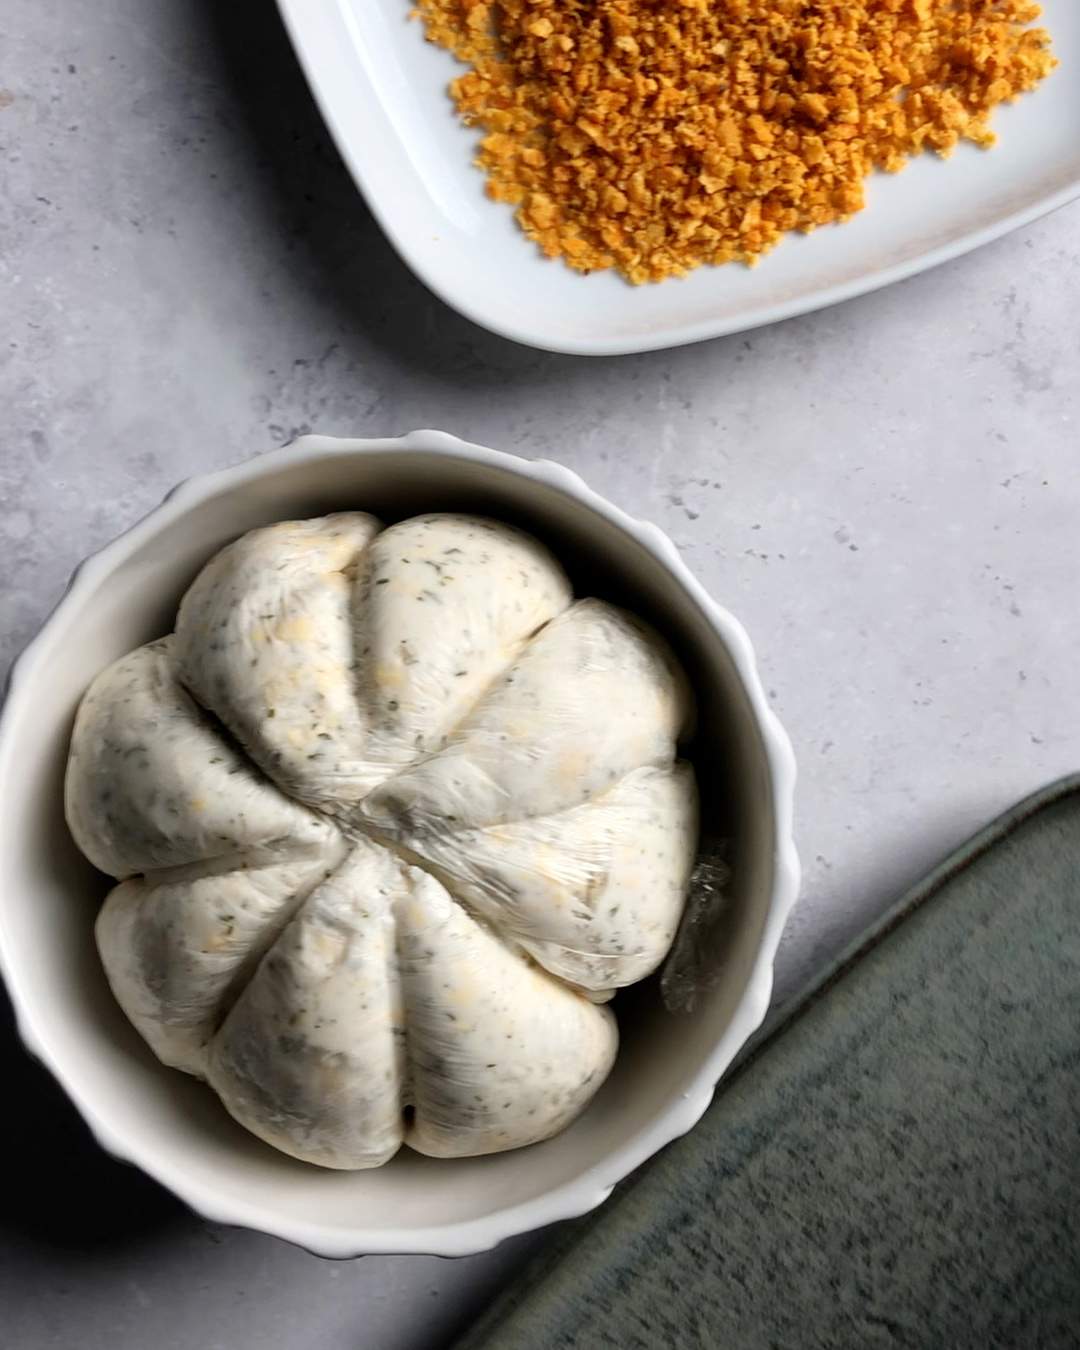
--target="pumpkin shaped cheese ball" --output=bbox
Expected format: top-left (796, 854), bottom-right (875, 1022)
top-left (65, 513), bottom-right (699, 1168)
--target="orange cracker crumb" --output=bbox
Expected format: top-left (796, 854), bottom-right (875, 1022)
top-left (413, 0), bottom-right (1056, 284)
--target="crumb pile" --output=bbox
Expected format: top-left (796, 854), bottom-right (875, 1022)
top-left (414, 0), bottom-right (1056, 283)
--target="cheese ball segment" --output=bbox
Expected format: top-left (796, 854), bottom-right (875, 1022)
top-left (404, 762), bottom-right (699, 996)
top-left (208, 840), bottom-right (408, 1170)
top-left (69, 511), bottom-right (700, 1168)
top-left (65, 637), bottom-right (336, 878)
top-left (96, 845), bottom-right (346, 1076)
top-left (360, 597), bottom-right (692, 835)
top-left (396, 874), bottom-right (617, 1160)
top-left (174, 513), bottom-right (384, 814)
top-left (355, 513), bottom-right (572, 770)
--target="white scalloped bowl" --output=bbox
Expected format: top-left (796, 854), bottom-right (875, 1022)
top-left (0, 432), bottom-right (798, 1257)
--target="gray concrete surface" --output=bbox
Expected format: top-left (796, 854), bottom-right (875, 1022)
top-left (2, 2), bottom-right (1078, 1347)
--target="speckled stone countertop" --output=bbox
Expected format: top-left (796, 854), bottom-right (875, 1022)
top-left (2, 3), bottom-right (1079, 1348)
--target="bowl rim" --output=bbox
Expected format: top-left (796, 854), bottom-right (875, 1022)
top-left (0, 430), bottom-right (799, 1257)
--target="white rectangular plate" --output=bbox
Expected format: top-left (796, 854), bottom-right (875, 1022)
top-left (277, 0), bottom-right (1079, 355)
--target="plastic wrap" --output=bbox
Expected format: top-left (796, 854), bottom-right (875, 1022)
top-left (660, 841), bottom-right (733, 1014)
top-left (70, 511), bottom-right (701, 1169)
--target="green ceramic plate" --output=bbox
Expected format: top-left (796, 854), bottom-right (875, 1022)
top-left (455, 775), bottom-right (1080, 1349)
